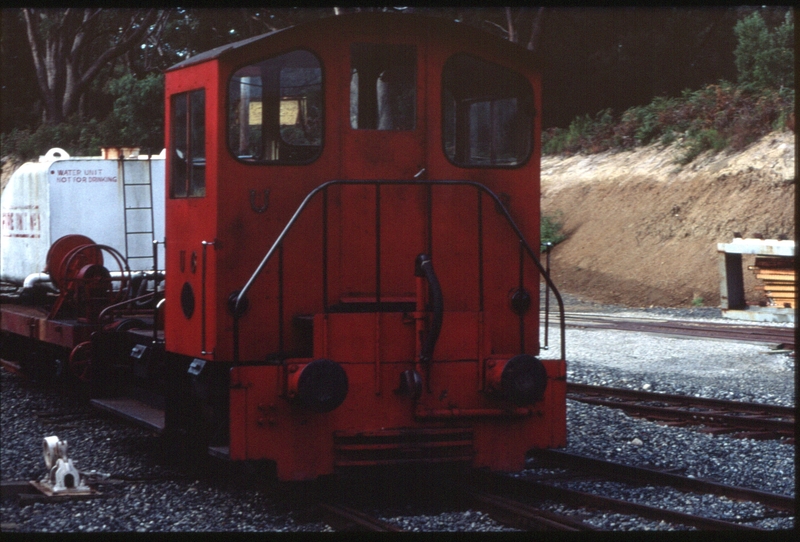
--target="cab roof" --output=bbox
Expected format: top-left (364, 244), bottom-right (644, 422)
top-left (166, 11), bottom-right (541, 72)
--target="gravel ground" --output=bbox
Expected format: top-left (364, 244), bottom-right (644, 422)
top-left (1, 299), bottom-right (795, 532)
top-left (0, 372), bottom-right (333, 533)
top-left (521, 299), bottom-right (795, 531)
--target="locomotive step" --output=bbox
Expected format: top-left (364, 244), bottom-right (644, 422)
top-left (90, 398), bottom-right (164, 434)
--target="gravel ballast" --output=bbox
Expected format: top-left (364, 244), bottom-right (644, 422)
top-left (523, 305), bottom-right (795, 530)
top-left (1, 305), bottom-right (794, 531)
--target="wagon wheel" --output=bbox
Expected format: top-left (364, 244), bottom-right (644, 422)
top-left (68, 341), bottom-right (93, 383)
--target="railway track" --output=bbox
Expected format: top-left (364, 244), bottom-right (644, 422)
top-left (567, 383), bottom-right (795, 441)
top-left (527, 449), bottom-right (795, 512)
top-left (318, 502), bottom-right (406, 532)
top-left (465, 490), bottom-right (598, 530)
top-left (553, 312), bottom-right (795, 350)
top-left (3, 309), bottom-right (794, 531)
top-left (315, 447), bottom-right (795, 532)
top-left (470, 449), bottom-right (794, 531)
top-left (7, 460), bottom-right (790, 532)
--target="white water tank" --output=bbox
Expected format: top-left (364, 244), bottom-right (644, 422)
top-left (1, 148), bottom-right (165, 284)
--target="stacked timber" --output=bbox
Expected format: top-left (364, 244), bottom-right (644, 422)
top-left (749, 257), bottom-right (796, 308)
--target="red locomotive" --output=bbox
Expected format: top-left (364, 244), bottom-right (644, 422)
top-left (1, 12), bottom-right (566, 481)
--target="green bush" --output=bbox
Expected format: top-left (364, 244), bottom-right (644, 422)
top-left (734, 10), bottom-right (794, 90)
top-left (1, 73), bottom-right (164, 162)
top-left (542, 108), bottom-right (618, 156)
top-left (1, 121), bottom-right (97, 161)
top-left (679, 128), bottom-right (728, 165)
top-left (542, 81), bottom-right (793, 163)
top-left (99, 73), bottom-right (165, 153)
top-left (543, 9), bottom-right (793, 163)
top-left (541, 211), bottom-right (567, 247)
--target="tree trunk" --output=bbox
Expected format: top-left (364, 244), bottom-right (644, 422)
top-left (22, 8), bottom-right (61, 124)
top-left (22, 8), bottom-right (163, 124)
top-left (505, 8), bottom-right (517, 44)
top-left (527, 7), bottom-right (545, 52)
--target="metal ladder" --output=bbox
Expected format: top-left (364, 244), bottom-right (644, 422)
top-left (120, 157), bottom-right (156, 271)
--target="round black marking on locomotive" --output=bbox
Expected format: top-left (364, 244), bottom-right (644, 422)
top-left (501, 354), bottom-right (548, 405)
top-left (227, 290), bottom-right (249, 317)
top-left (180, 282), bottom-right (195, 319)
top-left (510, 288), bottom-right (532, 315)
top-left (296, 358), bottom-right (349, 413)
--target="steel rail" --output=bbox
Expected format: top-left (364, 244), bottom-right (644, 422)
top-left (527, 449), bottom-right (796, 512)
top-left (471, 469), bottom-right (774, 531)
top-left (509, 477), bottom-right (765, 530)
top-left (569, 396), bottom-right (794, 437)
top-left (318, 502), bottom-right (406, 532)
top-left (556, 313), bottom-right (795, 346)
top-left (567, 383), bottom-right (794, 437)
top-left (467, 490), bottom-right (598, 531)
top-left (568, 383), bottom-right (795, 416)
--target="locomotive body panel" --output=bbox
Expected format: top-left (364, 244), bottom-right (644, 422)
top-left (229, 353), bottom-right (566, 480)
top-left (162, 12), bottom-right (560, 479)
top-left (164, 60), bottom-right (220, 359)
top-left (164, 13), bottom-right (546, 365)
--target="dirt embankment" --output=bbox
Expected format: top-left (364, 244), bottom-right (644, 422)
top-left (541, 131), bottom-right (795, 308)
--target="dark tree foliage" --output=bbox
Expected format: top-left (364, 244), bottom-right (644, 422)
top-left (1, 6), bottom-right (793, 160)
top-left (20, 8), bottom-right (168, 124)
top-left (1, 9), bottom-right (40, 133)
top-left (530, 7), bottom-right (743, 128)
top-left (734, 10), bottom-right (794, 90)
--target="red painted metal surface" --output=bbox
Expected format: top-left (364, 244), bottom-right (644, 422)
top-left (162, 12), bottom-right (562, 479)
top-left (44, 234), bottom-right (99, 290)
top-left (164, 13), bottom-right (545, 362)
top-left (1, 305), bottom-right (97, 349)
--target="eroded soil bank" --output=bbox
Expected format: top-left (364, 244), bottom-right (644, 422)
top-left (541, 131), bottom-right (795, 308)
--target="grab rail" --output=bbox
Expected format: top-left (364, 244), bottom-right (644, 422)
top-left (232, 180), bottom-right (565, 363)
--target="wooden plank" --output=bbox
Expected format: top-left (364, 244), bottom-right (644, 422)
top-left (753, 268), bottom-right (795, 274)
top-left (755, 274), bottom-right (795, 281)
top-left (1, 481), bottom-right (40, 498)
top-left (753, 257), bottom-right (795, 269)
top-left (755, 285), bottom-right (796, 292)
top-left (749, 267), bottom-right (795, 273)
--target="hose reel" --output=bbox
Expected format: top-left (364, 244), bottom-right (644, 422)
top-left (45, 235), bottom-right (132, 321)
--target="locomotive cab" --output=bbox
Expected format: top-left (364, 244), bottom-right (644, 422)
top-left (163, 12), bottom-right (566, 480)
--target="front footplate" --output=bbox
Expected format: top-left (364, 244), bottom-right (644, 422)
top-left (333, 426), bottom-right (474, 467)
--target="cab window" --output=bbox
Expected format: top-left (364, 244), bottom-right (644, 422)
top-left (442, 54), bottom-right (533, 167)
top-left (228, 49), bottom-right (322, 163)
top-left (170, 89), bottom-right (205, 198)
top-left (350, 43), bottom-right (416, 130)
